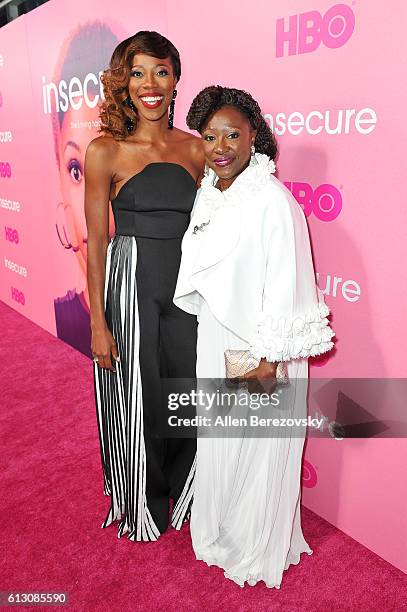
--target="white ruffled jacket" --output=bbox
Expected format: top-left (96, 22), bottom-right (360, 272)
top-left (174, 152), bottom-right (335, 362)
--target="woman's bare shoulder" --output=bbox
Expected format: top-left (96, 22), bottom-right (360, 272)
top-left (86, 134), bottom-right (121, 161)
top-left (171, 127), bottom-right (199, 146)
top-left (173, 128), bottom-right (204, 166)
top-left (84, 136), bottom-right (123, 184)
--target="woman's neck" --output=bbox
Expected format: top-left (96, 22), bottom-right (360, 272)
top-left (215, 159), bottom-right (251, 192)
top-left (216, 176), bottom-right (236, 192)
top-left (130, 113), bottom-right (171, 145)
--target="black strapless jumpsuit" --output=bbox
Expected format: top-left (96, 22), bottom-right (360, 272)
top-left (93, 163), bottom-right (198, 541)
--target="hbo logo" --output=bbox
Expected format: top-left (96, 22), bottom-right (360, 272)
top-left (276, 3), bottom-right (355, 57)
top-left (11, 286), bottom-right (25, 305)
top-left (0, 161), bottom-right (11, 178)
top-left (284, 182), bottom-right (342, 221)
top-left (5, 226), bottom-right (19, 243)
top-left (302, 460), bottom-right (318, 488)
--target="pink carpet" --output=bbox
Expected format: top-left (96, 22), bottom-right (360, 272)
top-left (1, 300), bottom-right (406, 612)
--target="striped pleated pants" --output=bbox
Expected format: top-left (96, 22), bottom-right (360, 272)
top-left (94, 235), bottom-right (197, 541)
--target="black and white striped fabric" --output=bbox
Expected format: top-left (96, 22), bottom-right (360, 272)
top-left (94, 235), bottom-right (196, 541)
top-left (171, 454), bottom-right (196, 530)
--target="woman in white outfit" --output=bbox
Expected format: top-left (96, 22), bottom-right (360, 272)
top-left (174, 86), bottom-right (335, 588)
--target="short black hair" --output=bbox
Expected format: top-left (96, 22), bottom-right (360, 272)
top-left (186, 85), bottom-right (277, 160)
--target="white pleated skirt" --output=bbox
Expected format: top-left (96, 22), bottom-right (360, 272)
top-left (191, 300), bottom-right (313, 589)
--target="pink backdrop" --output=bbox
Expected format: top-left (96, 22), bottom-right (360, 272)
top-left (0, 0), bottom-right (405, 572)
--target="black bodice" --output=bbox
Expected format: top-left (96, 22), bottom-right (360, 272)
top-left (112, 162), bottom-right (197, 239)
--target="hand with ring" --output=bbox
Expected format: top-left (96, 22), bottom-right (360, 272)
top-left (91, 324), bottom-right (120, 372)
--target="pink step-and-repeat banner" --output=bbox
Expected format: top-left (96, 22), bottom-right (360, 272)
top-left (0, 0), bottom-right (406, 572)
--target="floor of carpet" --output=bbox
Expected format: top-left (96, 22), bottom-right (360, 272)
top-left (1, 300), bottom-right (406, 612)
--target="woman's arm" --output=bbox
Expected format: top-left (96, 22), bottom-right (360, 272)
top-left (248, 184), bottom-right (335, 364)
top-left (84, 137), bottom-right (119, 371)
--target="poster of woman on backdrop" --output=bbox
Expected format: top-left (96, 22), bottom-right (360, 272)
top-left (50, 22), bottom-right (118, 358)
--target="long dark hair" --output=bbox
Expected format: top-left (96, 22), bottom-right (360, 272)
top-left (100, 31), bottom-right (181, 139)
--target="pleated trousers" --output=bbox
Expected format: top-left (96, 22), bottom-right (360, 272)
top-left (94, 235), bottom-right (197, 541)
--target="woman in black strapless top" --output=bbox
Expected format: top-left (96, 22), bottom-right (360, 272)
top-left (84, 32), bottom-right (204, 541)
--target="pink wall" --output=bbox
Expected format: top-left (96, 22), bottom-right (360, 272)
top-left (0, 0), bottom-right (405, 572)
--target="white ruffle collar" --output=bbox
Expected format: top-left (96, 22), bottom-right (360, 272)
top-left (199, 152), bottom-right (276, 210)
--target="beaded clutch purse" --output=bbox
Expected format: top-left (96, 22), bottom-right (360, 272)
top-left (224, 350), bottom-right (289, 386)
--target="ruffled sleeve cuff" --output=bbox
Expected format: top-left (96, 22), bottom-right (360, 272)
top-left (249, 303), bottom-right (335, 362)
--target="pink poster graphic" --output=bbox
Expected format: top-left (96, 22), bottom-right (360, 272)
top-left (0, 0), bottom-right (166, 357)
top-left (45, 21), bottom-right (119, 357)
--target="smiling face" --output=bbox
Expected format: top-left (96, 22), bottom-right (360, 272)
top-left (201, 105), bottom-right (256, 190)
top-left (58, 104), bottom-right (114, 277)
top-left (128, 53), bottom-right (176, 124)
